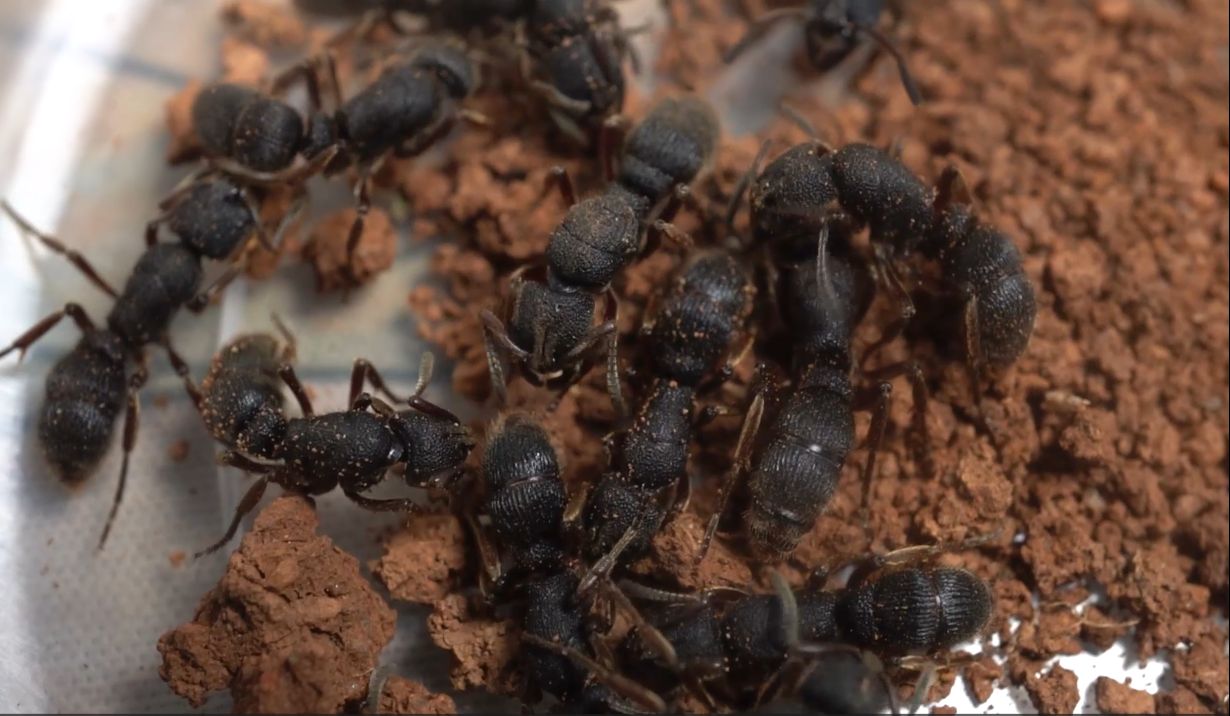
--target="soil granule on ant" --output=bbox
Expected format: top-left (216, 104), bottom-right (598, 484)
top-left (383, 0), bottom-right (1229, 713)
top-left (157, 495), bottom-right (395, 712)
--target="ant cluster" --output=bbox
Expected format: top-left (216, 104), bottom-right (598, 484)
top-left (1, 0), bottom-right (1036, 713)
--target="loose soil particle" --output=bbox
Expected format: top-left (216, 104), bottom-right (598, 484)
top-left (377, 676), bottom-right (457, 715)
top-left (157, 495), bottom-right (395, 712)
top-left (1095, 676), bottom-right (1156, 715)
top-left (371, 513), bottom-right (467, 605)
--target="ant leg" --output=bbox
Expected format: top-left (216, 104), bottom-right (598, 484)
top-left (860, 245), bottom-right (916, 368)
top-left (961, 296), bottom-right (998, 446)
top-left (864, 360), bottom-right (932, 476)
top-left (2, 201), bottom-right (118, 298)
top-left (647, 220), bottom-right (695, 254)
top-left (697, 377), bottom-right (767, 564)
top-left (565, 289), bottom-right (626, 416)
top-left (272, 313), bottom-right (298, 362)
top-left (777, 100), bottom-right (819, 139)
top-left (723, 139), bottom-right (772, 247)
top-left (852, 382), bottom-right (892, 537)
top-left (344, 170), bottom-right (373, 287)
top-left (364, 664), bottom-right (391, 716)
top-left (209, 144), bottom-right (339, 187)
top-left (543, 165), bottom-right (577, 206)
top-left (349, 358), bottom-right (409, 406)
top-left (851, 22), bottom-right (924, 105)
top-left (268, 55), bottom-right (322, 102)
top-left (598, 114), bottom-right (629, 182)
top-left (479, 309), bottom-right (526, 406)
top-left (934, 165), bottom-right (974, 213)
top-left (723, 7), bottom-right (808, 63)
top-left (343, 487), bottom-right (425, 513)
top-left (162, 340), bottom-right (201, 409)
top-left (844, 532), bottom-right (1001, 588)
top-left (97, 357), bottom-right (150, 549)
top-left (157, 166), bottom-right (213, 210)
top-left (604, 582), bottom-right (683, 670)
top-left (0, 303), bottom-right (95, 362)
top-left (186, 265), bottom-right (243, 313)
top-left (577, 519), bottom-right (642, 597)
top-left (520, 633), bottom-right (667, 713)
top-left (278, 364), bottom-right (315, 417)
top-left (194, 453), bottom-right (277, 558)
top-left (463, 504), bottom-right (507, 603)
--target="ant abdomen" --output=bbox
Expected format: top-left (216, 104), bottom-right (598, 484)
top-left (612, 381), bottom-right (694, 490)
top-left (545, 193), bottom-right (640, 290)
top-left (483, 415), bottom-right (567, 572)
top-left (106, 244), bottom-right (203, 346)
top-left (38, 332), bottom-right (128, 482)
top-left (647, 251), bottom-right (754, 386)
top-left (617, 97), bottom-right (720, 213)
top-left (744, 363), bottom-right (854, 560)
top-left (838, 567), bottom-right (992, 653)
top-left (193, 83), bottom-right (304, 172)
top-left (198, 334), bottom-right (289, 459)
top-left (929, 211), bottom-right (1036, 367)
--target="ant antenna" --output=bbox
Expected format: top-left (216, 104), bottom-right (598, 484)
top-left (851, 22), bottom-right (924, 105)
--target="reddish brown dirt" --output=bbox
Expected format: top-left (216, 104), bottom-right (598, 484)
top-left (1095, 676), bottom-right (1156, 715)
top-left (389, 0), bottom-right (1229, 713)
top-left (370, 513), bottom-right (468, 605)
top-left (303, 207), bottom-right (397, 292)
top-left (377, 676), bottom-right (457, 715)
top-left (162, 0), bottom-right (1229, 713)
top-left (157, 496), bottom-right (395, 711)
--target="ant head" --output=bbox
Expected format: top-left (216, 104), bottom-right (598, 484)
top-left (411, 44), bottom-right (478, 100)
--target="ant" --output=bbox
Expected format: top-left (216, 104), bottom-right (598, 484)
top-left (548, 539), bottom-right (992, 711)
top-left (0, 181), bottom-right (300, 548)
top-left (480, 96), bottom-right (720, 413)
top-left (463, 414), bottom-right (667, 712)
top-left (725, 0), bottom-right (923, 105)
top-left (580, 250), bottom-right (754, 572)
top-left (194, 43), bottom-right (487, 284)
top-left (518, 0), bottom-right (636, 145)
top-left (191, 334), bottom-right (475, 557)
top-left (750, 140), bottom-right (1035, 417)
top-left (701, 151), bottom-right (929, 561)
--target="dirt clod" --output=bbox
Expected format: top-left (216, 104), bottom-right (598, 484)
top-left (378, 676), bottom-right (457, 715)
top-left (1095, 676), bottom-right (1155, 714)
top-left (303, 207), bottom-right (397, 292)
top-left (157, 495), bottom-right (395, 711)
top-left (371, 514), bottom-right (467, 605)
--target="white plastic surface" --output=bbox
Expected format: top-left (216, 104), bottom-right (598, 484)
top-left (0, 2), bottom-right (1172, 713)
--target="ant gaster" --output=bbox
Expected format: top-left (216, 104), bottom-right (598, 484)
top-left (192, 342), bottom-right (474, 557)
top-left (0, 181), bottom-right (297, 547)
top-left (725, 0), bottom-right (923, 105)
top-left (581, 250), bottom-right (754, 570)
top-left (481, 96), bottom-right (720, 413)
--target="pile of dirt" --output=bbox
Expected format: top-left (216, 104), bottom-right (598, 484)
top-left (158, 0), bottom-right (1228, 713)
top-left (384, 0), bottom-right (1228, 713)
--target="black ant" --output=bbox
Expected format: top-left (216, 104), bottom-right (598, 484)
top-left (0, 181), bottom-right (299, 548)
top-left (548, 540), bottom-right (992, 711)
top-left (750, 140), bottom-right (1035, 417)
top-left (480, 96), bottom-right (720, 413)
top-left (194, 43), bottom-right (487, 284)
top-left (463, 413), bottom-right (667, 712)
top-left (191, 335), bottom-right (475, 557)
top-left (580, 250), bottom-right (755, 573)
top-left (725, 0), bottom-right (923, 105)
top-left (703, 161), bottom-right (928, 561)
